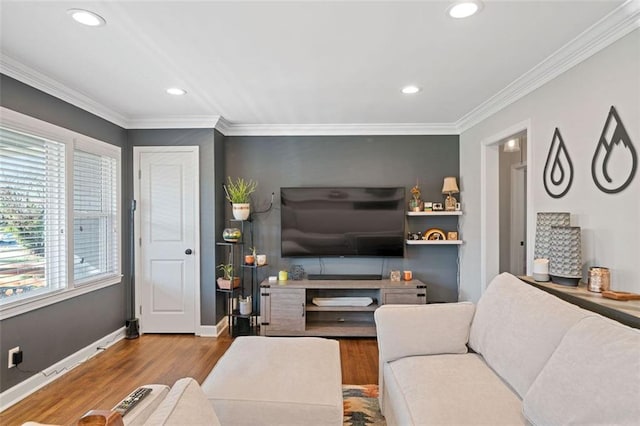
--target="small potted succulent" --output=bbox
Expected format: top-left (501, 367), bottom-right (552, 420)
top-left (224, 176), bottom-right (258, 220)
top-left (217, 263), bottom-right (240, 290)
top-left (245, 247), bottom-right (256, 265)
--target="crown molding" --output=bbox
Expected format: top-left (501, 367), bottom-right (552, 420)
top-left (127, 115), bottom-right (221, 129)
top-left (216, 122), bottom-right (458, 136)
top-left (2, 0), bottom-right (638, 135)
top-left (0, 55), bottom-right (129, 128)
top-left (456, 0), bottom-right (640, 133)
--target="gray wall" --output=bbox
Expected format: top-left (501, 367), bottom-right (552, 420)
top-left (225, 135), bottom-right (460, 302)
top-left (0, 74), bottom-right (127, 392)
top-left (127, 129), bottom-right (225, 325)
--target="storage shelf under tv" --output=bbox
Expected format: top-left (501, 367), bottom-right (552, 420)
top-left (260, 279), bottom-right (427, 337)
top-left (305, 304), bottom-right (380, 312)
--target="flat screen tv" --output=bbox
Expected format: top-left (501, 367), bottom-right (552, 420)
top-left (281, 187), bottom-right (405, 257)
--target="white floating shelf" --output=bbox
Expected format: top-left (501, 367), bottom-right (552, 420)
top-left (407, 211), bottom-right (462, 216)
top-left (406, 239), bottom-right (464, 245)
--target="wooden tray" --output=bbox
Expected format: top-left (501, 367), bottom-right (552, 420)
top-left (601, 290), bottom-right (640, 301)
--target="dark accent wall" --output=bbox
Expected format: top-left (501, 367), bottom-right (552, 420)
top-left (0, 74), bottom-right (127, 392)
top-left (225, 135), bottom-right (460, 302)
top-left (128, 129), bottom-right (225, 325)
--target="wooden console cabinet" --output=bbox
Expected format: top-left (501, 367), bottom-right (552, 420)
top-left (260, 279), bottom-right (427, 337)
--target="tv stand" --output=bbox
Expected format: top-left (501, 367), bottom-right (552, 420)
top-left (260, 279), bottom-right (427, 337)
top-left (307, 274), bottom-right (382, 280)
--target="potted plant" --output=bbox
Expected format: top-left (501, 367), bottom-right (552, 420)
top-left (224, 176), bottom-right (258, 220)
top-left (217, 263), bottom-right (240, 290)
top-left (245, 247), bottom-right (256, 265)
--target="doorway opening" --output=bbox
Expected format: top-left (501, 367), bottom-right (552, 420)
top-left (498, 131), bottom-right (527, 276)
top-left (480, 120), bottom-right (532, 293)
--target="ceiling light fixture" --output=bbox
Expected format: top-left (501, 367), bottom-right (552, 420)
top-left (504, 138), bottom-right (520, 152)
top-left (67, 9), bottom-right (106, 27)
top-left (401, 85), bottom-right (421, 94)
top-left (447, 1), bottom-right (483, 19)
top-left (166, 88), bottom-right (187, 96)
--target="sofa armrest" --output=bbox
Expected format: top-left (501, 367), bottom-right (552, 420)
top-left (374, 302), bottom-right (475, 363)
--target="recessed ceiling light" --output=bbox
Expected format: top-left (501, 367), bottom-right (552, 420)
top-left (447, 1), bottom-right (483, 19)
top-left (67, 9), bottom-right (106, 27)
top-left (401, 85), bottom-right (421, 94)
top-left (166, 88), bottom-right (187, 96)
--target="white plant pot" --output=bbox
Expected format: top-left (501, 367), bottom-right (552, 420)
top-left (232, 203), bottom-right (250, 220)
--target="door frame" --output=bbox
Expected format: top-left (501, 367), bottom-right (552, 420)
top-left (480, 120), bottom-right (533, 293)
top-left (133, 146), bottom-right (201, 334)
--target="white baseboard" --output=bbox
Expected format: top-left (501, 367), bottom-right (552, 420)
top-left (197, 317), bottom-right (228, 338)
top-left (0, 327), bottom-right (126, 412)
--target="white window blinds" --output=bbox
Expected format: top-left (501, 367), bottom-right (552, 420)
top-left (0, 127), bottom-right (67, 301)
top-left (73, 149), bottom-right (119, 284)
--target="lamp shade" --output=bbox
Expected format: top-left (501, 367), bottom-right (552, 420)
top-left (442, 177), bottom-right (459, 194)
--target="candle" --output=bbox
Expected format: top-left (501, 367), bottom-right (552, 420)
top-left (533, 259), bottom-right (550, 282)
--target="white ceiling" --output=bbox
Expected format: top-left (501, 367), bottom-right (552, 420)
top-left (0, 1), bottom-right (635, 134)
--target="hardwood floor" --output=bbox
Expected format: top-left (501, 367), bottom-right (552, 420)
top-left (0, 334), bottom-right (378, 426)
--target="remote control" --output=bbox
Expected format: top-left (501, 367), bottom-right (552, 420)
top-left (113, 386), bottom-right (152, 416)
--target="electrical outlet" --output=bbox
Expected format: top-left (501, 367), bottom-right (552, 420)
top-left (8, 346), bottom-right (20, 368)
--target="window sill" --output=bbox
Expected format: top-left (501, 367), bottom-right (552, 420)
top-left (0, 276), bottom-right (123, 320)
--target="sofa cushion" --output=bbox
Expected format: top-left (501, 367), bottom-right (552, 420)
top-left (469, 273), bottom-right (591, 397)
top-left (375, 302), bottom-right (475, 363)
top-left (143, 378), bottom-right (220, 425)
top-left (523, 316), bottom-right (640, 426)
top-left (383, 353), bottom-right (526, 425)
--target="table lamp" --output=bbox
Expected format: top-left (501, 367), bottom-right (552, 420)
top-left (442, 177), bottom-right (459, 211)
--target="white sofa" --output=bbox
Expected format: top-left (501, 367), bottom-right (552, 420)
top-left (374, 272), bottom-right (640, 425)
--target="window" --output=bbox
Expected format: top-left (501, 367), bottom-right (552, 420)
top-left (0, 107), bottom-right (121, 318)
top-left (73, 149), bottom-right (118, 284)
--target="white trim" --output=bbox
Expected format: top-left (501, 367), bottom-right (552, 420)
top-left (0, 327), bottom-right (126, 411)
top-left (197, 316), bottom-right (229, 338)
top-left (0, 56), bottom-right (128, 128)
top-left (133, 146), bottom-right (200, 334)
top-left (480, 120), bottom-right (532, 294)
top-left (456, 0), bottom-right (640, 133)
top-left (127, 116), bottom-right (222, 129)
top-left (217, 122), bottom-right (458, 136)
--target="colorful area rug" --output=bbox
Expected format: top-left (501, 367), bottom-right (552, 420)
top-left (343, 385), bottom-right (386, 426)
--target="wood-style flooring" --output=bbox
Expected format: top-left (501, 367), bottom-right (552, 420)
top-left (0, 334), bottom-right (379, 426)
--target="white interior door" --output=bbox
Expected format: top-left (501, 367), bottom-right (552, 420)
top-left (134, 147), bottom-right (200, 333)
top-left (510, 164), bottom-right (527, 275)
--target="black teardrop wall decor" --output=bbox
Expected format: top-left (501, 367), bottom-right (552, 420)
top-left (543, 127), bottom-right (574, 198)
top-left (592, 106), bottom-right (637, 194)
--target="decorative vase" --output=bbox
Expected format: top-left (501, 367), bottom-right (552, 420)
top-left (239, 296), bottom-right (252, 315)
top-left (256, 254), bottom-right (267, 266)
top-left (549, 225), bottom-right (582, 286)
top-left (408, 198), bottom-right (421, 212)
top-left (222, 228), bottom-right (242, 242)
top-left (232, 203), bottom-right (251, 220)
top-left (534, 212), bottom-right (570, 260)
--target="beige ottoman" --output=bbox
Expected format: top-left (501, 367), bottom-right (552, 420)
top-left (201, 336), bottom-right (343, 425)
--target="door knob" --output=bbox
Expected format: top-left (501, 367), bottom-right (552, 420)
top-left (185, 249), bottom-right (193, 255)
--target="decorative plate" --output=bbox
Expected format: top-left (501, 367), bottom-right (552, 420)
top-left (423, 228), bottom-right (446, 241)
